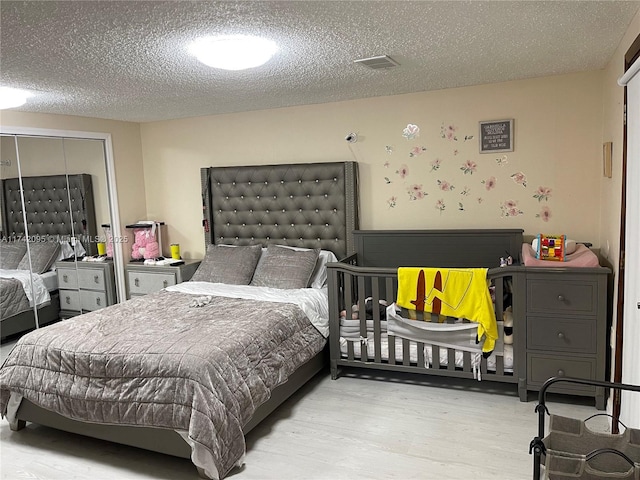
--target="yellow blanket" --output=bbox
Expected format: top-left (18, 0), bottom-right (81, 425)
top-left (396, 267), bottom-right (498, 353)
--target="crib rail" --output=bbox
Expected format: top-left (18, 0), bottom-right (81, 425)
top-left (327, 262), bottom-right (520, 383)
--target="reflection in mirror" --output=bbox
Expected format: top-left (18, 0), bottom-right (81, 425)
top-left (0, 134), bottom-right (116, 341)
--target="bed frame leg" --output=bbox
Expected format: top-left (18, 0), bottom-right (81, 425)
top-left (9, 418), bottom-right (26, 431)
top-left (330, 361), bottom-right (339, 380)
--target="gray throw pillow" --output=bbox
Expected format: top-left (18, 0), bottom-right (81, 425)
top-left (251, 245), bottom-right (320, 289)
top-left (191, 244), bottom-right (262, 285)
top-left (17, 241), bottom-right (61, 274)
top-left (0, 241), bottom-right (28, 269)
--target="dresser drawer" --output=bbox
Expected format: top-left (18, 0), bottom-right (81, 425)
top-left (527, 316), bottom-right (597, 354)
top-left (80, 290), bottom-right (107, 311)
top-left (77, 268), bottom-right (107, 291)
top-left (528, 354), bottom-right (596, 388)
top-left (527, 279), bottom-right (598, 316)
top-left (57, 268), bottom-right (78, 290)
top-left (127, 271), bottom-right (176, 295)
top-left (59, 289), bottom-right (80, 311)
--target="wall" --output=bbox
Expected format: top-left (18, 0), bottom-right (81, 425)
top-left (0, 111), bottom-right (147, 229)
top-left (141, 71), bottom-right (604, 258)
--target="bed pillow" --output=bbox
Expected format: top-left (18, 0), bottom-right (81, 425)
top-left (191, 244), bottom-right (262, 284)
top-left (272, 245), bottom-right (338, 288)
top-left (17, 241), bottom-right (61, 274)
top-left (251, 245), bottom-right (320, 289)
top-left (0, 241), bottom-right (28, 269)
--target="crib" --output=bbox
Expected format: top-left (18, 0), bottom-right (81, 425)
top-left (327, 229), bottom-right (528, 398)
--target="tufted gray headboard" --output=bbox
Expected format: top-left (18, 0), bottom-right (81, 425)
top-left (201, 162), bottom-right (359, 259)
top-left (1, 174), bottom-right (98, 255)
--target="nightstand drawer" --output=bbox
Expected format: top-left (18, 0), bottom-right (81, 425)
top-left (57, 268), bottom-right (78, 289)
top-left (59, 289), bottom-right (80, 311)
top-left (528, 354), bottom-right (596, 387)
top-left (527, 279), bottom-right (598, 315)
top-left (78, 268), bottom-right (107, 291)
top-left (127, 271), bottom-right (176, 295)
top-left (527, 316), bottom-right (597, 354)
top-left (80, 290), bottom-right (107, 311)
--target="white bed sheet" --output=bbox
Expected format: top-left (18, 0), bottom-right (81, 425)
top-left (339, 334), bottom-right (514, 373)
top-left (40, 270), bottom-right (58, 293)
top-left (166, 281), bottom-right (330, 337)
top-left (0, 269), bottom-right (51, 307)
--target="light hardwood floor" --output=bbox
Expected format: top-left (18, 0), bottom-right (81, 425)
top-left (1, 339), bottom-right (605, 480)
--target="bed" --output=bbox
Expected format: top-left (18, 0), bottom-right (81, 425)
top-left (0, 161), bottom-right (360, 479)
top-left (327, 229), bottom-right (527, 396)
top-left (0, 174), bottom-right (97, 339)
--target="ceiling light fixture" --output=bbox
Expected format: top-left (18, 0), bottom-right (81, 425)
top-left (0, 86), bottom-right (33, 109)
top-left (189, 35), bottom-right (278, 71)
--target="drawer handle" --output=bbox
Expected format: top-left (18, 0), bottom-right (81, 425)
top-left (557, 369), bottom-right (565, 377)
top-left (163, 280), bottom-right (168, 288)
top-left (135, 278), bottom-right (140, 287)
top-left (557, 332), bottom-right (565, 340)
top-left (63, 274), bottom-right (68, 283)
top-left (96, 297), bottom-right (101, 306)
top-left (65, 296), bottom-right (71, 305)
top-left (94, 275), bottom-right (99, 284)
top-left (557, 295), bottom-right (565, 302)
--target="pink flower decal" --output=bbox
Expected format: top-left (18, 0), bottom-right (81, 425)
top-left (402, 124), bottom-right (420, 140)
top-left (533, 186), bottom-right (552, 202)
top-left (409, 146), bottom-right (427, 157)
top-left (435, 199), bottom-right (446, 212)
top-left (482, 176), bottom-right (497, 191)
top-left (396, 164), bottom-right (409, 179)
top-left (384, 161), bottom-right (390, 168)
top-left (511, 172), bottom-right (527, 187)
top-left (460, 160), bottom-right (477, 175)
top-left (408, 184), bottom-right (426, 200)
top-left (500, 200), bottom-right (523, 217)
top-left (387, 196), bottom-right (397, 208)
top-left (430, 158), bottom-right (442, 172)
top-left (437, 180), bottom-right (455, 191)
top-left (536, 206), bottom-right (552, 222)
top-left (440, 123), bottom-right (458, 141)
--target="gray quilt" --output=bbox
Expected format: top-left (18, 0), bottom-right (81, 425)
top-left (0, 277), bottom-right (31, 319)
top-left (0, 290), bottom-right (326, 478)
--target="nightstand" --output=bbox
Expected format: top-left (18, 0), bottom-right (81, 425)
top-left (56, 260), bottom-right (117, 317)
top-left (125, 259), bottom-right (201, 298)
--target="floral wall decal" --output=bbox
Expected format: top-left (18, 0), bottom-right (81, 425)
top-left (496, 155), bottom-right (508, 166)
top-left (402, 124), bottom-right (420, 140)
top-left (440, 123), bottom-right (458, 141)
top-left (436, 199), bottom-right (446, 212)
top-left (464, 135), bottom-right (474, 141)
top-left (408, 184), bottom-right (426, 200)
top-left (396, 164), bottom-right (409, 179)
top-left (387, 196), bottom-right (397, 208)
top-left (482, 176), bottom-right (497, 190)
top-left (460, 159), bottom-right (477, 174)
top-left (533, 186), bottom-right (552, 202)
top-left (409, 146), bottom-right (427, 157)
top-left (458, 202), bottom-right (465, 211)
top-left (437, 179), bottom-right (455, 191)
top-left (430, 158), bottom-right (442, 172)
top-left (536, 206), bottom-right (552, 222)
top-left (384, 177), bottom-right (391, 184)
top-left (500, 200), bottom-right (524, 217)
top-left (511, 171), bottom-right (528, 187)
top-left (385, 145), bottom-right (394, 154)
top-left (460, 186), bottom-right (471, 196)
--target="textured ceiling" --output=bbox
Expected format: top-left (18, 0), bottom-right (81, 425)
top-left (1, 1), bottom-right (639, 123)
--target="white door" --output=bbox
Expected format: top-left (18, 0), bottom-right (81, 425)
top-left (619, 58), bottom-right (640, 428)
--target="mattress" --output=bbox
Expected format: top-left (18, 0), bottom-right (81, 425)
top-left (40, 270), bottom-right (58, 292)
top-left (339, 334), bottom-right (514, 373)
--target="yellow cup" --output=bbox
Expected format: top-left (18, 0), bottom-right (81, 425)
top-left (97, 242), bottom-right (107, 256)
top-left (170, 244), bottom-right (181, 260)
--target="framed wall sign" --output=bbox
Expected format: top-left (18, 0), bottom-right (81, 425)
top-left (479, 119), bottom-right (514, 153)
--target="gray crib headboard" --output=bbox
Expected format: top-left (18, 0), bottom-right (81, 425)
top-left (201, 162), bottom-right (359, 259)
top-left (1, 173), bottom-right (98, 255)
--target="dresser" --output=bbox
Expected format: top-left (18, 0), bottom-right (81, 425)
top-left (56, 260), bottom-right (117, 317)
top-left (513, 266), bottom-right (611, 409)
top-left (125, 259), bottom-right (201, 298)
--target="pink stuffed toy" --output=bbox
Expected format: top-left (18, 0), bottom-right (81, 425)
top-left (131, 228), bottom-right (160, 260)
